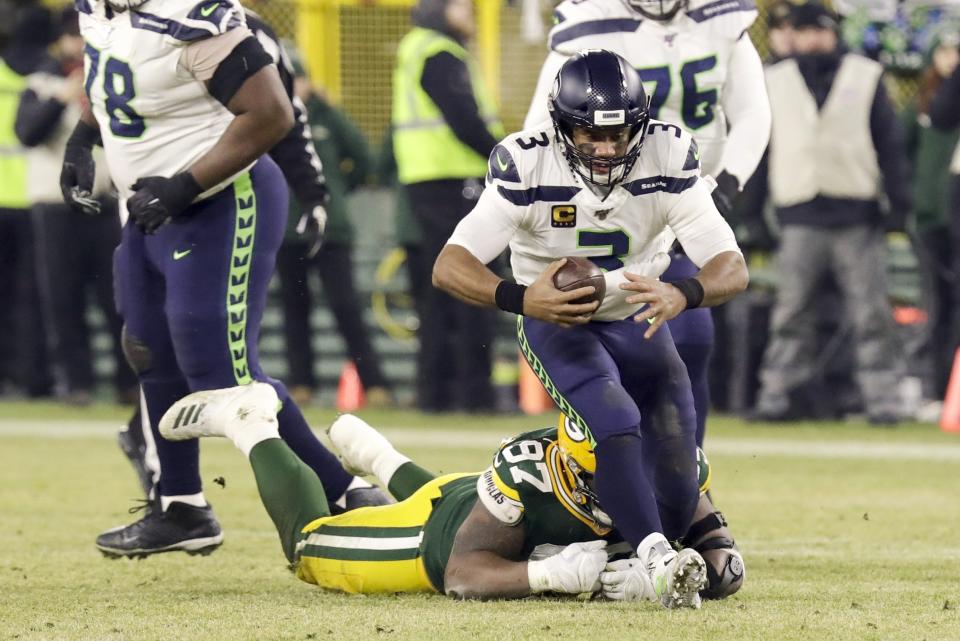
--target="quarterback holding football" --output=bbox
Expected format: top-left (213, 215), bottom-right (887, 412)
top-left (433, 50), bottom-right (748, 608)
top-left (524, 0), bottom-right (771, 448)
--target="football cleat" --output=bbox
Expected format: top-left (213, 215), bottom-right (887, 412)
top-left (159, 382), bottom-right (279, 441)
top-left (96, 501), bottom-right (223, 559)
top-left (640, 536), bottom-right (708, 609)
top-left (326, 486), bottom-right (394, 516)
top-left (327, 414), bottom-right (396, 477)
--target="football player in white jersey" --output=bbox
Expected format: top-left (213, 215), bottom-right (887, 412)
top-left (525, 0), bottom-right (771, 447)
top-left (433, 50), bottom-right (748, 606)
top-left (61, 0), bottom-right (385, 558)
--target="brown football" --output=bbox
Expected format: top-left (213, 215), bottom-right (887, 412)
top-left (552, 256), bottom-right (606, 306)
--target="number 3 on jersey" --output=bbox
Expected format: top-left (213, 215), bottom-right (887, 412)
top-left (84, 44), bottom-right (146, 138)
top-left (638, 55), bottom-right (718, 130)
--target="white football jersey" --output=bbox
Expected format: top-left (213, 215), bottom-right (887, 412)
top-left (446, 120), bottom-right (741, 321)
top-left (524, 0), bottom-right (766, 181)
top-left (78, 0), bottom-right (246, 210)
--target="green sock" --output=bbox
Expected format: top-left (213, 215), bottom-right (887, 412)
top-left (249, 439), bottom-right (329, 563)
top-left (387, 461), bottom-right (436, 501)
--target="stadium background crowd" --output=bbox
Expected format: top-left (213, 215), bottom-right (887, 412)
top-left (0, 0), bottom-right (958, 426)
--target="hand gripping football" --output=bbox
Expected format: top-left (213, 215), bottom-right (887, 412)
top-left (552, 256), bottom-right (606, 306)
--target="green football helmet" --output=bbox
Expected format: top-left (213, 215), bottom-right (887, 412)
top-left (556, 413), bottom-right (712, 526)
top-left (556, 414), bottom-right (611, 529)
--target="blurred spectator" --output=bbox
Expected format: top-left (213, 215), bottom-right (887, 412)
top-left (0, 2), bottom-right (54, 397)
top-left (928, 29), bottom-right (960, 400)
top-left (766, 0), bottom-right (795, 63)
top-left (902, 25), bottom-right (960, 402)
top-left (391, 0), bottom-right (504, 412)
top-left (275, 64), bottom-right (394, 408)
top-left (753, 2), bottom-right (909, 424)
top-left (15, 7), bottom-right (135, 405)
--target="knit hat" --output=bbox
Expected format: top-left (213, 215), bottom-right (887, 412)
top-left (411, 0), bottom-right (454, 36)
top-left (789, 2), bottom-right (838, 31)
top-left (767, 1), bottom-right (793, 29)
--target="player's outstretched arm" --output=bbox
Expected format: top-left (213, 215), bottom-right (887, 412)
top-left (444, 500), bottom-right (606, 600)
top-left (433, 246), bottom-right (599, 327)
top-left (718, 35), bottom-right (771, 187)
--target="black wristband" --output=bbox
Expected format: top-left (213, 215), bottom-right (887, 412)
top-left (495, 281), bottom-right (527, 315)
top-left (672, 278), bottom-right (704, 309)
top-left (67, 119), bottom-right (102, 148)
top-left (174, 171), bottom-right (203, 200)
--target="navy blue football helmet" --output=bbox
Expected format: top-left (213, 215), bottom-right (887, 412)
top-left (548, 49), bottom-right (650, 188)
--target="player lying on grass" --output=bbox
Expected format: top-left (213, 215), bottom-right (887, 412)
top-left (159, 383), bottom-right (743, 605)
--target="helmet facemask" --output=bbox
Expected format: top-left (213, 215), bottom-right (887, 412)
top-left (105, 0), bottom-right (151, 10)
top-left (625, 0), bottom-right (687, 21)
top-left (562, 453), bottom-right (614, 529)
top-left (554, 120), bottom-right (645, 189)
top-left (548, 49), bottom-right (651, 190)
top-left (557, 415), bottom-right (613, 530)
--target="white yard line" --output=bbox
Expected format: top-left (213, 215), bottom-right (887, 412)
top-left (1, 419), bottom-right (959, 461)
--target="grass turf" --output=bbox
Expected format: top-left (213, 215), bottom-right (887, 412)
top-left (0, 402), bottom-right (958, 640)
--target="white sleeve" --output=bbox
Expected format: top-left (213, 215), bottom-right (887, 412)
top-left (666, 179), bottom-right (741, 267)
top-left (445, 184), bottom-right (524, 264)
top-left (718, 35), bottom-right (770, 186)
top-left (523, 51), bottom-right (568, 130)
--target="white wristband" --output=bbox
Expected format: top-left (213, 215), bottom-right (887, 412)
top-left (526, 559), bottom-right (553, 593)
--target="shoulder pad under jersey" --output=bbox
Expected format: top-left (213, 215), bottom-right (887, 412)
top-left (685, 0), bottom-right (757, 39)
top-left (549, 0), bottom-right (640, 55)
top-left (128, 0), bottom-right (246, 43)
top-left (476, 428), bottom-right (558, 525)
top-left (620, 120), bottom-right (700, 197)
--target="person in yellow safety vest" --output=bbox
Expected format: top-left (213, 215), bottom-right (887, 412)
top-left (392, 0), bottom-right (505, 412)
top-left (0, 5), bottom-right (54, 397)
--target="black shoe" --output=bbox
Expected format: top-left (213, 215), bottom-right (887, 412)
top-left (117, 422), bottom-right (154, 497)
top-left (328, 486), bottom-right (393, 515)
top-left (96, 501), bottom-right (224, 559)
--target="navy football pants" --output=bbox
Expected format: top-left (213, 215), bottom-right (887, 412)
top-left (115, 158), bottom-right (351, 498)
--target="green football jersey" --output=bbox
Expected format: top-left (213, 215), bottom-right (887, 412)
top-left (420, 427), bottom-right (612, 592)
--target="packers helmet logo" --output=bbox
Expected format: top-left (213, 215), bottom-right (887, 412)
top-left (562, 415), bottom-right (587, 442)
top-left (551, 205), bottom-right (577, 228)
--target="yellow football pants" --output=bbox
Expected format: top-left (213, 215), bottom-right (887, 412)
top-left (294, 473), bottom-right (471, 594)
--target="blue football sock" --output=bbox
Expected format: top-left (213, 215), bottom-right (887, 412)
top-left (594, 433), bottom-right (663, 550)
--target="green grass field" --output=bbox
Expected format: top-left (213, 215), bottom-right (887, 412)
top-left (1, 402), bottom-right (958, 641)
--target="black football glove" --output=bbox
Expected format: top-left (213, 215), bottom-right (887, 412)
top-left (60, 120), bottom-right (102, 216)
top-left (295, 203), bottom-right (328, 258)
top-left (128, 172), bottom-right (203, 234)
top-left (711, 170), bottom-right (740, 220)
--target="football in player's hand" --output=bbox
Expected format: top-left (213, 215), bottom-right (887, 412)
top-left (553, 257), bottom-right (605, 306)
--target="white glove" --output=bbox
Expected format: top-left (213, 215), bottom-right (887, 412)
top-left (295, 204), bottom-right (328, 259)
top-left (599, 558), bottom-right (657, 601)
top-left (526, 540), bottom-right (607, 594)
